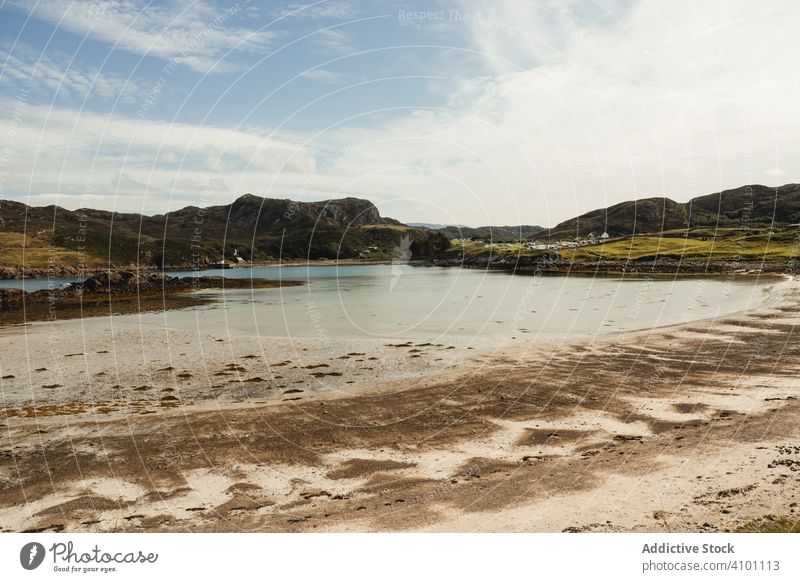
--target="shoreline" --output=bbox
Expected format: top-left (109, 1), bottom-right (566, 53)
top-left (0, 277), bottom-right (798, 533)
top-left (0, 272), bottom-right (303, 326)
top-left (427, 257), bottom-right (798, 276)
top-left (2, 256), bottom-right (798, 281)
top-left (0, 259), bottom-right (396, 280)
top-left (0, 265), bottom-right (778, 328)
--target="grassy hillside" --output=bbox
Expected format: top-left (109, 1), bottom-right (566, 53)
top-left (541, 183), bottom-right (800, 239)
top-left (561, 229), bottom-right (800, 263)
top-left (0, 232), bottom-right (106, 268)
top-left (544, 197), bottom-right (688, 239)
top-left (0, 195), bottom-right (450, 270)
top-left (445, 228), bottom-right (800, 268)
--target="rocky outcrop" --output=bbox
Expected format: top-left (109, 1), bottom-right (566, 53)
top-left (0, 270), bottom-right (299, 306)
top-left (430, 253), bottom-right (798, 275)
top-left (0, 265), bottom-right (108, 280)
top-left (0, 287), bottom-right (24, 306)
top-left (75, 270), bottom-right (170, 294)
top-left (542, 183), bottom-right (800, 239)
top-left (306, 197), bottom-right (387, 226)
top-left (0, 193), bottom-right (411, 269)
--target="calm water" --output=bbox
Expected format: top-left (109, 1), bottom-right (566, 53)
top-left (156, 265), bottom-right (770, 341)
top-left (1, 265), bottom-right (773, 341)
top-left (0, 276), bottom-right (83, 292)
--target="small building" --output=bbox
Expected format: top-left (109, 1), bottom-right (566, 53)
top-left (232, 247), bottom-right (246, 264)
top-left (600, 232), bottom-right (610, 240)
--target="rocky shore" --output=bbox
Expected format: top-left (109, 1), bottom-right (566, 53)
top-left (3, 255), bottom-right (795, 283)
top-left (1, 270), bottom-right (297, 304)
top-left (0, 270), bottom-right (301, 325)
top-left (426, 254), bottom-right (798, 275)
top-left (0, 265), bottom-right (103, 280)
top-left (0, 260), bottom-right (392, 280)
top-left (0, 264), bottom-right (245, 280)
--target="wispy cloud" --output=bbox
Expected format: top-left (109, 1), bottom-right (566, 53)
top-left (0, 44), bottom-right (140, 102)
top-left (277, 1), bottom-right (359, 20)
top-left (9, 0), bottom-right (278, 73)
top-left (2, 0), bottom-right (799, 226)
top-left (312, 27), bottom-right (356, 53)
top-left (299, 68), bottom-right (346, 84)
top-left (0, 100), bottom-right (317, 211)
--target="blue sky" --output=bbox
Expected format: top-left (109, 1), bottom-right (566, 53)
top-left (1, 0), bottom-right (798, 226)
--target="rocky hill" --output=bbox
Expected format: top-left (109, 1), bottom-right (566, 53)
top-left (436, 224), bottom-right (544, 241)
top-left (539, 183), bottom-right (800, 239)
top-left (0, 194), bottom-right (449, 276)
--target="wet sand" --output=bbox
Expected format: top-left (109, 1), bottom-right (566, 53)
top-left (0, 277), bottom-right (799, 532)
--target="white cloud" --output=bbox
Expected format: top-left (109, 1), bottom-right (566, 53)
top-left (374, 0), bottom-right (800, 224)
top-left (157, 151), bottom-right (179, 165)
top-left (299, 68), bottom-right (346, 84)
top-left (312, 28), bottom-right (355, 53)
top-left (168, 176), bottom-right (229, 193)
top-left (277, 1), bottom-right (359, 20)
top-left (2, 0), bottom-right (799, 226)
top-left (0, 100), bottom-right (318, 212)
top-left (0, 44), bottom-right (140, 103)
top-left (10, 0), bottom-right (277, 73)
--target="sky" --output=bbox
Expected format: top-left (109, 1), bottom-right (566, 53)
top-left (0, 0), bottom-right (798, 228)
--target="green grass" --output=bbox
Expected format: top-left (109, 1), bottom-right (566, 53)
top-left (560, 230), bottom-right (800, 263)
top-left (7, 226), bottom-right (800, 269)
top-left (448, 228), bottom-right (800, 266)
top-left (453, 241), bottom-right (541, 258)
top-left (360, 224), bottom-right (415, 232)
top-left (0, 231), bottom-right (106, 268)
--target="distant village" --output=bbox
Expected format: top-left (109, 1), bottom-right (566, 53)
top-left (453, 231), bottom-right (611, 251)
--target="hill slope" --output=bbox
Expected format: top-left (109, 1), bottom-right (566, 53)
top-left (540, 183), bottom-right (800, 239)
top-left (437, 225), bottom-right (544, 241)
top-left (0, 195), bottom-right (450, 273)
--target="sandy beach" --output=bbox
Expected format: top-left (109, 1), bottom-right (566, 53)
top-left (1, 276), bottom-right (798, 533)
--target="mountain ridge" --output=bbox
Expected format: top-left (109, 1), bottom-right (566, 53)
top-left (0, 194), bottom-right (449, 274)
top-left (3, 183), bottom-right (799, 276)
top-left (538, 183), bottom-right (800, 239)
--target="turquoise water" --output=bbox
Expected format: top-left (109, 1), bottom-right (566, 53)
top-left (0, 265), bottom-right (370, 291)
top-left (145, 265), bottom-right (770, 341)
top-left (1, 265), bottom-right (772, 341)
top-left (0, 277), bottom-right (83, 292)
